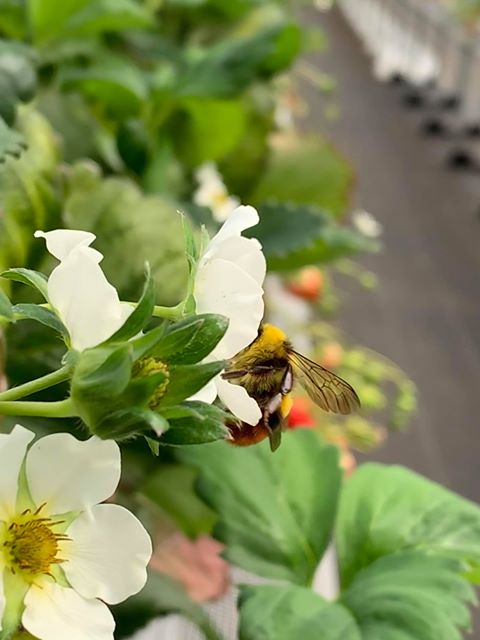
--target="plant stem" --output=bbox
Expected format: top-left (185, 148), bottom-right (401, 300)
top-left (152, 302), bottom-right (184, 320)
top-left (0, 398), bottom-right (76, 418)
top-left (0, 365), bottom-right (72, 402)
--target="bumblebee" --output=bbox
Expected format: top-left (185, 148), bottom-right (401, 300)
top-left (222, 324), bottom-right (360, 451)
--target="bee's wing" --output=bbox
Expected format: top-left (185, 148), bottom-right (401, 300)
top-left (289, 350), bottom-right (360, 415)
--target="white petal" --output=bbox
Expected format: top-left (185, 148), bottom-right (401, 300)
top-left (47, 245), bottom-right (124, 351)
top-left (35, 230), bottom-right (96, 262)
top-left (205, 235), bottom-right (266, 284)
top-left (23, 581), bottom-right (114, 640)
top-left (202, 205), bottom-right (259, 260)
top-left (194, 162), bottom-right (220, 184)
top-left (0, 425), bottom-right (34, 521)
top-left (216, 377), bottom-right (262, 425)
top-left (188, 379), bottom-right (218, 404)
top-left (64, 504), bottom-right (152, 604)
top-left (195, 258), bottom-right (264, 359)
top-left (26, 434), bottom-right (120, 515)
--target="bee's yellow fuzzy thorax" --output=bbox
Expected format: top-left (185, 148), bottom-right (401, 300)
top-left (260, 324), bottom-right (287, 346)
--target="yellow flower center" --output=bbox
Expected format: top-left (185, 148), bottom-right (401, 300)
top-left (3, 505), bottom-right (68, 578)
top-left (132, 357), bottom-right (170, 408)
top-left (212, 191), bottom-right (228, 206)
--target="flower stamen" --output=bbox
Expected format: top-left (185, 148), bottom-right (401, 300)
top-left (3, 507), bottom-right (70, 578)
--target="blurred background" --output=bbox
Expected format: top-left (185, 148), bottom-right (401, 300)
top-left (2, 0), bottom-right (480, 638)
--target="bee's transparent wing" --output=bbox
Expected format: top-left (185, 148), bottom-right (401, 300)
top-left (289, 350), bottom-right (360, 415)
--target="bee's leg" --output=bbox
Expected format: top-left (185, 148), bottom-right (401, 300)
top-left (221, 369), bottom-right (249, 380)
top-left (281, 365), bottom-right (293, 395)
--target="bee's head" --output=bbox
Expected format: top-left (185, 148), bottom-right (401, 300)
top-left (257, 323), bottom-right (288, 347)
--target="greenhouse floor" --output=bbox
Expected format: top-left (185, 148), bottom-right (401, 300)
top-left (299, 6), bottom-right (480, 505)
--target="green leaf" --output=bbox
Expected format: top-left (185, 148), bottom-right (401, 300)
top-left (104, 265), bottom-right (155, 343)
top-left (142, 463), bottom-right (216, 536)
top-left (245, 201), bottom-right (374, 271)
top-left (0, 40), bottom-right (37, 104)
top-left (251, 134), bottom-right (353, 218)
top-left (173, 97), bottom-right (247, 166)
top-left (336, 464), bottom-right (480, 589)
top-left (64, 163), bottom-right (188, 306)
top-left (0, 109), bottom-right (62, 281)
top-left (179, 430), bottom-right (342, 584)
top-left (13, 303), bottom-right (67, 335)
top-left (150, 314), bottom-right (228, 364)
top-left (0, 288), bottom-right (13, 321)
top-left (60, 59), bottom-right (148, 118)
top-left (0, 117), bottom-right (26, 163)
top-left (29, 0), bottom-right (90, 42)
top-left (239, 585), bottom-right (360, 640)
top-left (340, 552), bottom-right (474, 640)
top-left (1, 269), bottom-right (48, 300)
top-left (159, 360), bottom-right (225, 407)
top-left (112, 571), bottom-right (222, 640)
top-left (63, 0), bottom-right (151, 35)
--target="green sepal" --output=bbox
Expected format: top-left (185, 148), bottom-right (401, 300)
top-left (13, 303), bottom-right (67, 336)
top-left (70, 343), bottom-right (132, 427)
top-left (104, 264), bottom-right (155, 343)
top-left (1, 268), bottom-right (48, 300)
top-left (158, 361), bottom-right (225, 407)
top-left (150, 314), bottom-right (228, 364)
top-left (160, 401), bottom-right (229, 445)
top-left (96, 408), bottom-right (169, 440)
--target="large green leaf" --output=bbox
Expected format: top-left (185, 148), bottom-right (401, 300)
top-left (246, 201), bottom-right (374, 271)
top-left (239, 585), bottom-right (360, 640)
top-left (251, 134), bottom-right (353, 218)
top-left (172, 97), bottom-right (247, 166)
top-left (113, 571), bottom-right (222, 640)
top-left (64, 162), bottom-right (188, 305)
top-left (176, 29), bottom-right (278, 99)
top-left (239, 555), bottom-right (475, 640)
top-left (63, 0), bottom-right (151, 35)
top-left (142, 463), bottom-right (216, 536)
top-left (29, 0), bottom-right (150, 43)
top-left (336, 464), bottom-right (480, 588)
top-left (180, 430), bottom-right (342, 584)
top-left (0, 117), bottom-right (26, 163)
top-left (340, 552), bottom-right (474, 640)
top-left (60, 59), bottom-right (148, 117)
top-left (0, 109), bottom-right (62, 284)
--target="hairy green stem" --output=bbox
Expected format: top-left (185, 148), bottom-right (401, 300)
top-left (0, 398), bottom-right (76, 418)
top-left (0, 365), bottom-right (72, 402)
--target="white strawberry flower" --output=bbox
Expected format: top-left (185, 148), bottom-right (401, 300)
top-left (35, 230), bottom-right (132, 352)
top-left (193, 163), bottom-right (240, 223)
top-left (0, 424), bottom-right (152, 640)
top-left (192, 205), bottom-right (266, 426)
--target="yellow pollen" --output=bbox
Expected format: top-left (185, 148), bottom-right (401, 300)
top-left (212, 191), bottom-right (228, 206)
top-left (132, 357), bottom-right (170, 408)
top-left (3, 506), bottom-right (69, 577)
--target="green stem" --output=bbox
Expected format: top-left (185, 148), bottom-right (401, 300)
top-left (152, 302), bottom-right (185, 320)
top-left (0, 398), bottom-right (76, 418)
top-left (0, 365), bottom-right (72, 402)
